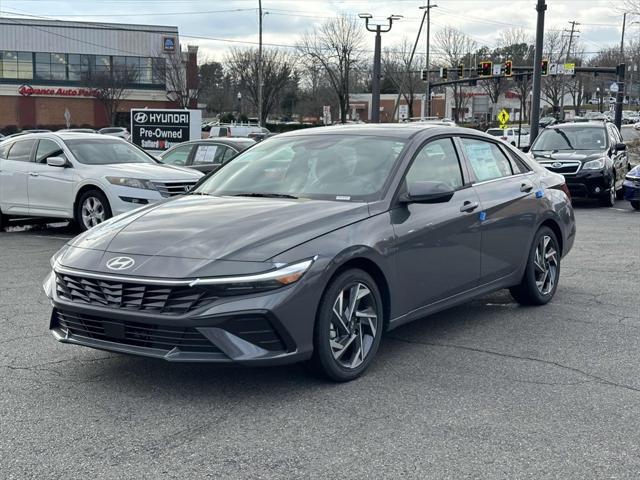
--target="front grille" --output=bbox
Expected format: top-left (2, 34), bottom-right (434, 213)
top-left (54, 309), bottom-right (221, 353)
top-left (56, 273), bottom-right (218, 315)
top-left (152, 181), bottom-right (197, 197)
top-left (539, 162), bottom-right (581, 175)
top-left (220, 315), bottom-right (286, 351)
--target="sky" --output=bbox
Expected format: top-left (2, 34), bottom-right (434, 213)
top-left (0, 0), bottom-right (634, 62)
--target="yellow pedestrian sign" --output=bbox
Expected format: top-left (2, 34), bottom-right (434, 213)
top-left (497, 109), bottom-right (510, 129)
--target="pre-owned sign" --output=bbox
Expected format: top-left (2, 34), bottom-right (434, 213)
top-left (130, 108), bottom-right (202, 151)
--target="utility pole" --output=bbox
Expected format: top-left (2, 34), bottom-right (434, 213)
top-left (257, 0), bottom-right (263, 126)
top-left (359, 13), bottom-right (402, 123)
top-left (559, 20), bottom-right (579, 120)
top-left (529, 0), bottom-right (547, 144)
top-left (420, 1), bottom-right (437, 118)
top-left (621, 12), bottom-right (627, 59)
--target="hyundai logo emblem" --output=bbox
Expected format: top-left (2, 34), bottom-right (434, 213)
top-left (133, 112), bottom-right (148, 123)
top-left (552, 162), bottom-right (563, 169)
top-left (106, 256), bottom-right (135, 270)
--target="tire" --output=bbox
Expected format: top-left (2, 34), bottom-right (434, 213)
top-left (510, 226), bottom-right (561, 306)
top-left (631, 201), bottom-right (640, 211)
top-left (598, 177), bottom-right (616, 207)
top-left (75, 189), bottom-right (112, 232)
top-left (0, 208), bottom-right (6, 230)
top-left (310, 269), bottom-right (384, 382)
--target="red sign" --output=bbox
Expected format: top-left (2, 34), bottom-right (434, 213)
top-left (18, 84), bottom-right (99, 98)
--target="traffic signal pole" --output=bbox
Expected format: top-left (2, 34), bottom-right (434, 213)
top-left (529, 0), bottom-right (547, 144)
top-left (614, 64), bottom-right (626, 130)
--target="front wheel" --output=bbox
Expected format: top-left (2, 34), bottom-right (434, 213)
top-left (631, 201), bottom-right (640, 211)
top-left (599, 177), bottom-right (616, 207)
top-left (75, 190), bottom-right (112, 231)
top-left (310, 269), bottom-right (383, 382)
top-left (510, 227), bottom-right (561, 305)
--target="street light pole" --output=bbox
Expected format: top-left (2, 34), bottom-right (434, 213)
top-left (420, 1), bottom-right (437, 118)
top-left (359, 13), bottom-right (402, 123)
top-left (257, 0), bottom-right (263, 126)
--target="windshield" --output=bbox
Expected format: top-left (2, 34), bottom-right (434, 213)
top-left (193, 134), bottom-right (407, 201)
top-left (532, 126), bottom-right (607, 151)
top-left (65, 138), bottom-right (156, 165)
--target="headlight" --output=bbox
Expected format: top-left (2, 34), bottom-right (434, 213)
top-left (189, 258), bottom-right (315, 293)
top-left (106, 176), bottom-right (157, 190)
top-left (582, 159), bottom-right (605, 170)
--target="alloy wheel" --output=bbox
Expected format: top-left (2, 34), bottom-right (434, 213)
top-left (533, 235), bottom-right (558, 295)
top-left (329, 282), bottom-right (379, 369)
top-left (81, 196), bottom-right (106, 229)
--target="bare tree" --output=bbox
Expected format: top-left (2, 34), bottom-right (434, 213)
top-left (383, 37), bottom-right (422, 119)
top-left (540, 30), bottom-right (569, 114)
top-left (88, 64), bottom-right (139, 126)
top-left (225, 47), bottom-right (294, 125)
top-left (496, 28), bottom-right (535, 121)
top-left (434, 26), bottom-right (476, 122)
top-left (298, 16), bottom-right (364, 123)
top-left (164, 49), bottom-right (199, 109)
top-left (619, 0), bottom-right (640, 14)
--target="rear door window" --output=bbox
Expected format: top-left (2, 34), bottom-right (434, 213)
top-left (7, 139), bottom-right (36, 162)
top-left (161, 143), bottom-right (195, 166)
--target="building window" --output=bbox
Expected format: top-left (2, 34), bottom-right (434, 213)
top-left (35, 52), bottom-right (67, 80)
top-left (68, 54), bottom-right (90, 81)
top-left (1, 51), bottom-right (33, 79)
top-left (152, 57), bottom-right (166, 85)
top-left (94, 55), bottom-right (111, 77)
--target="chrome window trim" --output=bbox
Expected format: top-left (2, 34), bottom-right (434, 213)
top-left (472, 172), bottom-right (533, 187)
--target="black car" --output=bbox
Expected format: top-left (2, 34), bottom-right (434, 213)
top-left (45, 124), bottom-right (575, 381)
top-left (158, 138), bottom-right (255, 174)
top-left (529, 122), bottom-right (631, 206)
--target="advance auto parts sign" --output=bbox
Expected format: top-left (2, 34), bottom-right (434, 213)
top-left (130, 108), bottom-right (202, 151)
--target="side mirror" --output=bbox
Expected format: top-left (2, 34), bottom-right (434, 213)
top-left (400, 181), bottom-right (455, 204)
top-left (521, 145), bottom-right (531, 153)
top-left (46, 156), bottom-right (67, 167)
top-left (616, 142), bottom-right (627, 151)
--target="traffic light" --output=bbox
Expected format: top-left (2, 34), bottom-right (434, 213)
top-left (458, 64), bottom-right (464, 78)
top-left (478, 61), bottom-right (492, 77)
top-left (440, 67), bottom-right (448, 79)
top-left (504, 60), bottom-right (513, 77)
top-left (421, 69), bottom-right (428, 81)
top-left (541, 59), bottom-right (549, 76)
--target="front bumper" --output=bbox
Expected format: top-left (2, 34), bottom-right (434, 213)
top-left (106, 185), bottom-right (166, 217)
top-left (43, 267), bottom-right (322, 365)
top-left (563, 170), bottom-right (611, 199)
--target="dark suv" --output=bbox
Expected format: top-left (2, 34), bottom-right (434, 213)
top-left (529, 122), bottom-right (631, 206)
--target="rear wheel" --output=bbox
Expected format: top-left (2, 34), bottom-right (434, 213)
top-left (75, 190), bottom-right (112, 231)
top-left (510, 227), bottom-right (560, 306)
top-left (310, 269), bottom-right (383, 382)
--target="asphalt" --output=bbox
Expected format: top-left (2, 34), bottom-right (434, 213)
top-left (1, 200), bottom-right (639, 479)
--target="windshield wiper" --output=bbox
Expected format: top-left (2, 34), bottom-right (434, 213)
top-left (232, 192), bottom-right (298, 199)
top-left (187, 191), bottom-right (211, 196)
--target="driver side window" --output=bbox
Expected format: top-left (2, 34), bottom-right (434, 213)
top-left (162, 144), bottom-right (194, 166)
top-left (36, 139), bottom-right (65, 164)
top-left (406, 138), bottom-right (464, 189)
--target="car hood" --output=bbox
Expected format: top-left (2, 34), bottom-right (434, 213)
top-left (530, 149), bottom-right (606, 163)
top-left (87, 162), bottom-right (202, 180)
top-left (67, 196), bottom-right (370, 264)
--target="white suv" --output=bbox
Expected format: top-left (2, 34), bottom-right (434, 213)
top-left (0, 133), bottom-right (203, 231)
top-left (486, 127), bottom-right (530, 149)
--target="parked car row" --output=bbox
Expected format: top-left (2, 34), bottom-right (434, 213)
top-left (1, 127), bottom-right (131, 142)
top-left (0, 132), bottom-right (201, 231)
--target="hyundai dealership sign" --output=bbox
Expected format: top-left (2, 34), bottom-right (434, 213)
top-left (130, 108), bottom-right (201, 151)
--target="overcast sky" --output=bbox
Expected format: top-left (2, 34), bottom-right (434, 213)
top-left (1, 0), bottom-right (634, 61)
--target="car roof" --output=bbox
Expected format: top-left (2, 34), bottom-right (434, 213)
top-left (276, 123), bottom-right (462, 139)
top-left (3, 132), bottom-right (125, 142)
top-left (546, 121), bottom-right (606, 129)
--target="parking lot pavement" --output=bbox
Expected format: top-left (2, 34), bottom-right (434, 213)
top-left (1, 201), bottom-right (639, 480)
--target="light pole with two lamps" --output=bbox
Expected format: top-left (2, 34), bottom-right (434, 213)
top-left (359, 13), bottom-right (402, 123)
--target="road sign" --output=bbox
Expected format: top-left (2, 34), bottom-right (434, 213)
top-left (63, 108), bottom-right (71, 129)
top-left (497, 109), bottom-right (510, 126)
top-left (610, 82), bottom-right (619, 93)
top-left (492, 63), bottom-right (502, 76)
top-left (564, 63), bottom-right (575, 75)
top-left (399, 104), bottom-right (409, 121)
top-left (130, 108), bottom-right (201, 152)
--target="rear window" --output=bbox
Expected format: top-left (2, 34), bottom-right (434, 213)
top-left (486, 129), bottom-right (504, 137)
top-left (7, 139), bottom-right (35, 162)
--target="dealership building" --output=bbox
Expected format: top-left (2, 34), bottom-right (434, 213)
top-left (0, 17), bottom-right (198, 129)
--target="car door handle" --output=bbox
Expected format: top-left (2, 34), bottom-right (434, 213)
top-left (460, 201), bottom-right (479, 213)
top-left (520, 182), bottom-right (533, 193)
top-left (29, 172), bottom-right (39, 177)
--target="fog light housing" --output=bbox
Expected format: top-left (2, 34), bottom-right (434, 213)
top-left (594, 187), bottom-right (601, 193)
top-left (119, 196), bottom-right (149, 204)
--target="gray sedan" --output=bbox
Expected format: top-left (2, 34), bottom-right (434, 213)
top-left (45, 124), bottom-right (575, 381)
top-left (158, 138), bottom-right (255, 174)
